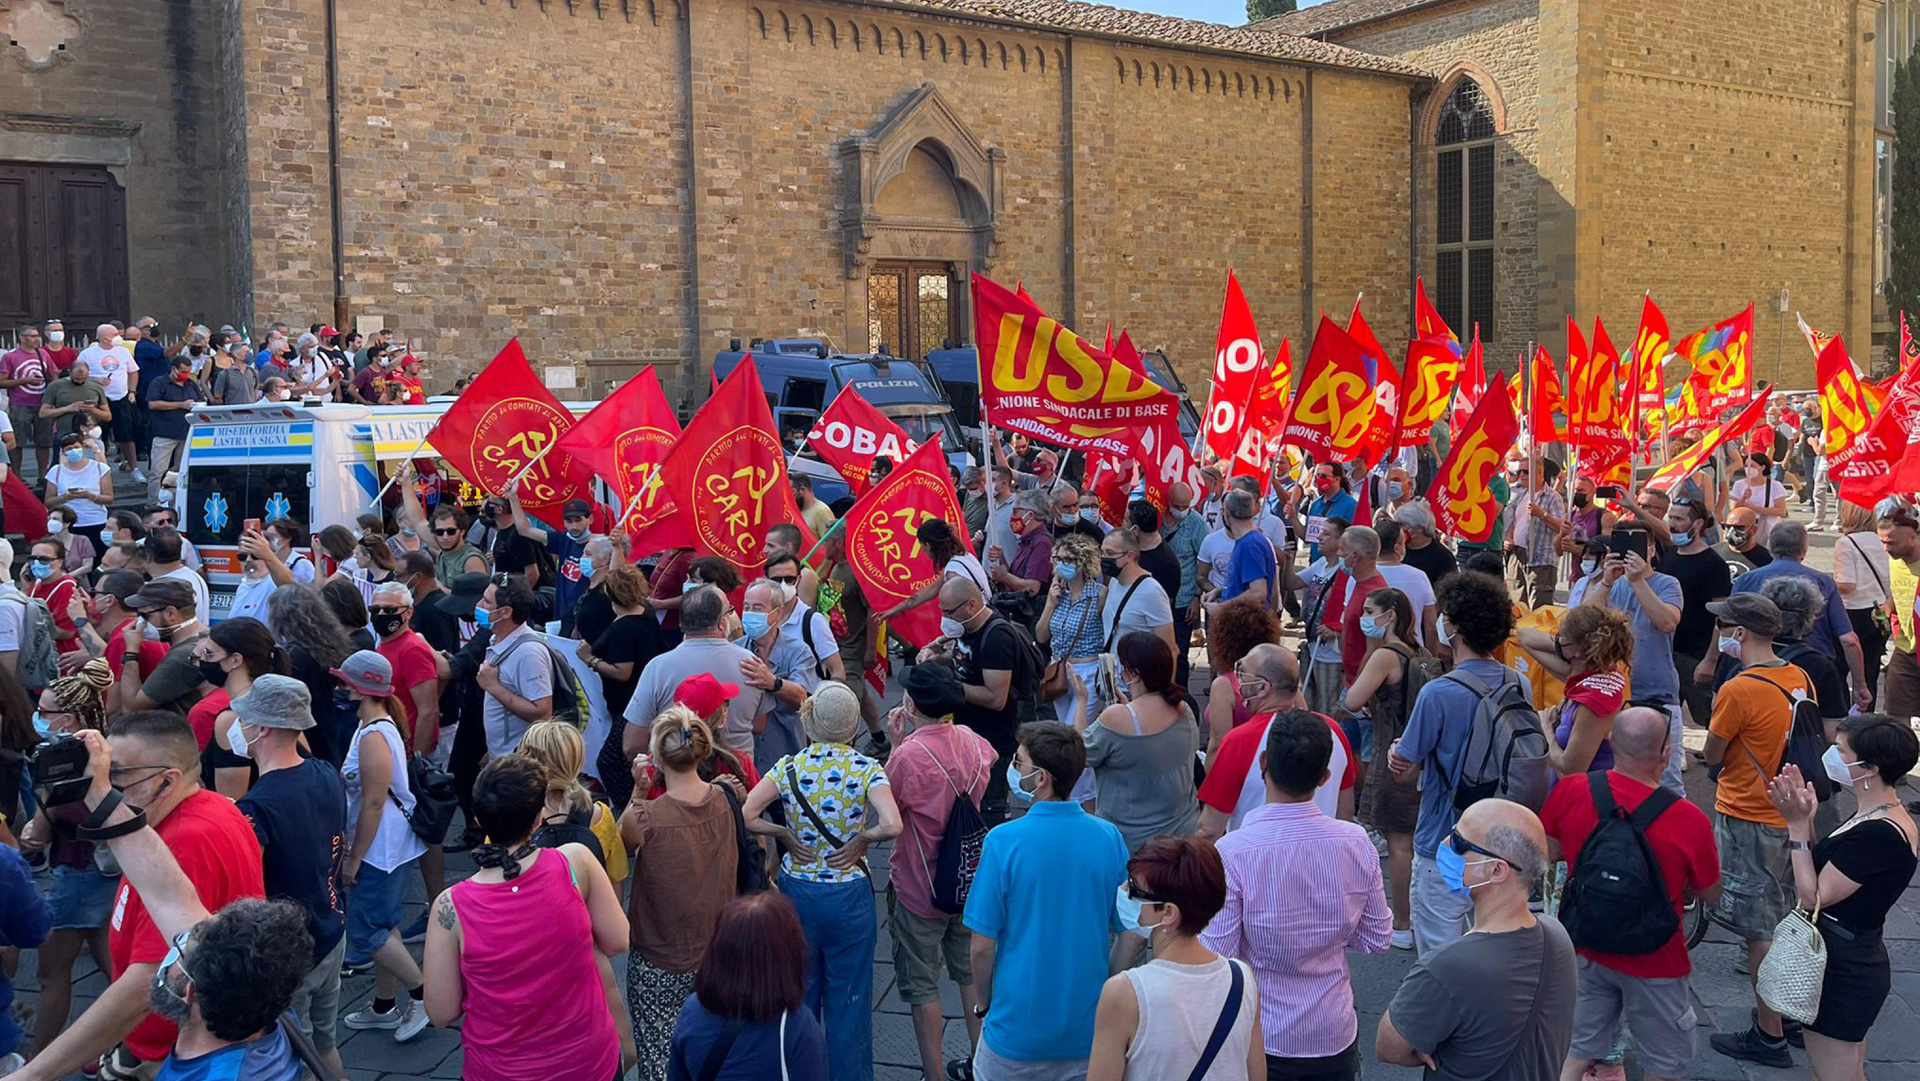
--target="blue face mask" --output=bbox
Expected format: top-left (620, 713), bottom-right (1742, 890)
top-left (1672, 531), bottom-right (1693, 547)
top-left (741, 611), bottom-right (772, 639)
top-left (1335, 557), bottom-right (1349, 574)
top-left (1359, 614), bottom-right (1386, 639)
top-left (1386, 482), bottom-right (1406, 502)
top-left (28, 560), bottom-right (50, 580)
top-left (31, 712), bottom-right (50, 739)
top-left (1079, 508), bottom-right (1100, 524)
top-left (1006, 763), bottom-right (1039, 802)
top-left (577, 556), bottom-right (595, 577)
top-left (682, 580), bottom-right (699, 595)
top-left (1054, 562), bottom-right (1078, 581)
top-left (474, 606), bottom-right (491, 629)
top-left (1435, 841), bottom-right (1495, 897)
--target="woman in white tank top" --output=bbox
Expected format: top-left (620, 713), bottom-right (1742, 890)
top-left (1087, 836), bottom-right (1261, 1081)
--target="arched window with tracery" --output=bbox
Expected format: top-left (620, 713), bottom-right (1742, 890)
top-left (1434, 78), bottom-right (1496, 341)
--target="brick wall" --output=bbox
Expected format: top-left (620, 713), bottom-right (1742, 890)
top-left (0, 0), bottom-right (239, 326)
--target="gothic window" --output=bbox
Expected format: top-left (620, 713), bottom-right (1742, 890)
top-left (1435, 79), bottom-right (1496, 343)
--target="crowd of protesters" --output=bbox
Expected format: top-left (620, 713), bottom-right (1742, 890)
top-left (0, 354), bottom-right (1912, 1081)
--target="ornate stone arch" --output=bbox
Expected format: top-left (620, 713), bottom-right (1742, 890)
top-left (1418, 61), bottom-right (1509, 144)
top-left (836, 82), bottom-right (1004, 281)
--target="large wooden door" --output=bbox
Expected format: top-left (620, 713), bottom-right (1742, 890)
top-left (866, 260), bottom-right (957, 359)
top-left (0, 162), bottom-right (130, 329)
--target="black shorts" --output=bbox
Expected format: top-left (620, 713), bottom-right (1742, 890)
top-left (106, 396), bottom-right (134, 443)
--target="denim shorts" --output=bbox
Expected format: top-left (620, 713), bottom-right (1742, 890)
top-left (345, 858), bottom-right (415, 961)
top-left (48, 864), bottom-right (118, 931)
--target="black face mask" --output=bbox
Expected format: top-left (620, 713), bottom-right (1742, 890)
top-left (1572, 492), bottom-right (1591, 508)
top-left (197, 658), bottom-right (228, 687)
top-left (372, 613), bottom-right (407, 638)
top-left (1101, 557), bottom-right (1122, 581)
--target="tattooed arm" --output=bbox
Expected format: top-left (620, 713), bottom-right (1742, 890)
top-left (422, 889), bottom-right (465, 1027)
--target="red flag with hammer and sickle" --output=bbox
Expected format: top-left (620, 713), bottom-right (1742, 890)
top-left (554, 365), bottom-right (682, 545)
top-left (426, 339), bottom-right (597, 526)
top-left (841, 437), bottom-right (968, 648)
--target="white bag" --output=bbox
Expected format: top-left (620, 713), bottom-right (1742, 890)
top-left (1756, 897), bottom-right (1826, 1025)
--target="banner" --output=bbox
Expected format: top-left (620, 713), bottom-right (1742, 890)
top-left (1571, 317), bottom-right (1632, 463)
top-left (1280, 315), bottom-right (1374, 460)
top-left (841, 437), bottom-right (965, 649)
top-left (974, 273), bottom-right (1181, 455)
top-left (554, 365), bottom-right (681, 541)
top-left (628, 356), bottom-right (809, 577)
top-left (1426, 372), bottom-right (1520, 543)
top-left (804, 386), bottom-right (918, 494)
top-left (1349, 300), bottom-right (1402, 464)
top-left (425, 339), bottom-right (598, 526)
top-left (1815, 335), bottom-right (1875, 460)
top-left (1529, 346), bottom-right (1567, 443)
top-left (1629, 295), bottom-right (1671, 441)
top-left (1678, 304), bottom-right (1755, 415)
top-left (1450, 330), bottom-right (1487, 434)
top-left (1398, 336), bottom-right (1461, 447)
top-left (1203, 270), bottom-right (1265, 462)
top-left (1646, 390), bottom-right (1775, 493)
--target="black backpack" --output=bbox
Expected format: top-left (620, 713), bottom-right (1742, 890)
top-left (909, 741), bottom-right (989, 914)
top-left (718, 782), bottom-right (772, 894)
top-left (1737, 670), bottom-right (1834, 803)
top-left (984, 615), bottom-right (1046, 705)
top-left (1559, 773), bottom-right (1682, 955)
top-left (384, 726), bottom-right (459, 845)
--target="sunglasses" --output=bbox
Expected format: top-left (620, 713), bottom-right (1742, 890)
top-left (769, 575), bottom-right (798, 586)
top-left (432, 527), bottom-right (460, 536)
top-left (1125, 880), bottom-right (1168, 904)
top-left (1447, 827), bottom-right (1512, 867)
top-left (369, 606), bottom-right (407, 616)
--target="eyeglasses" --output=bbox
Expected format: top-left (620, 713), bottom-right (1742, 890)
top-left (158, 928), bottom-right (195, 982)
top-left (939, 602), bottom-right (969, 617)
top-left (1714, 620), bottom-right (1741, 630)
top-left (432, 527), bottom-right (460, 536)
top-left (1446, 827), bottom-right (1513, 867)
top-left (108, 763), bottom-right (169, 787)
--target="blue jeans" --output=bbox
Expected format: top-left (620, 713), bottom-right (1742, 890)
top-left (781, 873), bottom-right (876, 1081)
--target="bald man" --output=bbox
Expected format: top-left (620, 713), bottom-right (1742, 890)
top-left (1541, 709), bottom-right (1720, 1081)
top-left (1196, 644), bottom-right (1357, 838)
top-left (1377, 798), bottom-right (1577, 1079)
top-left (1721, 506), bottom-right (1773, 572)
top-left (920, 577), bottom-right (1032, 822)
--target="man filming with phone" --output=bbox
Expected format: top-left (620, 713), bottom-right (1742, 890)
top-left (1583, 520), bottom-right (1688, 793)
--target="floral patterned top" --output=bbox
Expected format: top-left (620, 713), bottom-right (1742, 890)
top-left (773, 742), bottom-right (890, 884)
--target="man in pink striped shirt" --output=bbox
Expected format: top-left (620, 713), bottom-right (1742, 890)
top-left (1201, 709), bottom-right (1392, 1080)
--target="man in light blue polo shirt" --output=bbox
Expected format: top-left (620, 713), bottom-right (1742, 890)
top-left (962, 721), bottom-right (1129, 1080)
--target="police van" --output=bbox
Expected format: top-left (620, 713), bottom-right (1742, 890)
top-left (175, 400), bottom-right (597, 619)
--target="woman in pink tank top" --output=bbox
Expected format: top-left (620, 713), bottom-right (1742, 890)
top-left (423, 757), bottom-right (632, 1081)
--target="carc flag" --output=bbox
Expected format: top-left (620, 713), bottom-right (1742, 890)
top-left (1570, 317), bottom-right (1632, 464)
top-left (1529, 346), bottom-right (1567, 443)
top-left (628, 356), bottom-right (809, 577)
top-left (1814, 335), bottom-right (1875, 461)
top-left (1426, 373), bottom-right (1520, 543)
top-left (553, 365), bottom-right (682, 542)
top-left (426, 339), bottom-right (598, 526)
top-left (1450, 330), bottom-right (1488, 434)
top-left (974, 273), bottom-right (1181, 455)
top-left (1397, 337), bottom-right (1461, 447)
top-left (1629, 295), bottom-right (1671, 441)
top-left (1414, 277), bottom-right (1463, 356)
top-left (1349, 300), bottom-right (1403, 464)
top-left (841, 437), bottom-right (966, 649)
top-left (804, 386), bottom-right (918, 494)
top-left (1646, 389), bottom-right (1775, 494)
top-left (1280, 315), bottom-right (1374, 460)
top-left (1678, 304), bottom-right (1755, 414)
top-left (1203, 270), bottom-right (1266, 463)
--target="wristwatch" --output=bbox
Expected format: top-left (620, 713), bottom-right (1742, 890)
top-left (1788, 840), bottom-right (1811, 852)
top-left (771, 677), bottom-right (786, 695)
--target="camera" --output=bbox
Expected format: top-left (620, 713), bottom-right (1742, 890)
top-left (28, 732), bottom-right (93, 807)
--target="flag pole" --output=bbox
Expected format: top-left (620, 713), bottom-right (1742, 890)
top-left (800, 514), bottom-right (846, 566)
top-left (367, 430), bottom-right (436, 508)
top-left (500, 439), bottom-right (559, 494)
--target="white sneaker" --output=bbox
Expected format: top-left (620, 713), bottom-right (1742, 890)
top-left (130, 469), bottom-right (149, 485)
top-left (394, 999), bottom-right (429, 1042)
top-left (342, 1003), bottom-right (403, 1031)
top-left (1391, 928), bottom-right (1414, 951)
top-left (1365, 827), bottom-right (1388, 855)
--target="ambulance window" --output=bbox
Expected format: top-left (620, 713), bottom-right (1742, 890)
top-left (184, 464), bottom-right (312, 549)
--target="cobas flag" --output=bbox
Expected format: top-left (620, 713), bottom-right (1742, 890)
top-left (1204, 271), bottom-right (1265, 463)
top-left (974, 274), bottom-right (1180, 456)
top-left (427, 340), bottom-right (597, 526)
top-left (805, 386), bottom-right (917, 494)
top-left (1427, 374), bottom-right (1519, 543)
top-left (842, 437), bottom-right (967, 648)
top-left (555, 365), bottom-right (681, 543)
top-left (628, 357), bottom-right (810, 578)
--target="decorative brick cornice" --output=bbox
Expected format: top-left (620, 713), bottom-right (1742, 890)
top-left (1, 111), bottom-right (142, 137)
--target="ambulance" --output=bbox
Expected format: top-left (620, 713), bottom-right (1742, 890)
top-left (175, 400), bottom-right (597, 620)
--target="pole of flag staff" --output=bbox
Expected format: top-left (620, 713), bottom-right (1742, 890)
top-left (366, 430), bottom-right (436, 508)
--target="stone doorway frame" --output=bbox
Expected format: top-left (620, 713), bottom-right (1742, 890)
top-left (837, 83), bottom-right (1003, 353)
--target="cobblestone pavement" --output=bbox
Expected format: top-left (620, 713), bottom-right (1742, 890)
top-left (16, 525), bottom-right (1920, 1079)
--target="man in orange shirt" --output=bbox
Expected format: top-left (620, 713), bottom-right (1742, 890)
top-left (1701, 592), bottom-right (1811, 1068)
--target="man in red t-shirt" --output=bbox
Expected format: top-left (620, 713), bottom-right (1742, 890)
top-left (370, 581), bottom-right (443, 760)
top-left (1326, 526), bottom-right (1389, 685)
top-left (15, 712), bottom-right (263, 1081)
top-left (1540, 707), bottom-right (1719, 1081)
top-left (1196, 643), bottom-right (1356, 840)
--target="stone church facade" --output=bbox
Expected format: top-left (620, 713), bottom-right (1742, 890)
top-left (0, 0), bottom-right (1904, 398)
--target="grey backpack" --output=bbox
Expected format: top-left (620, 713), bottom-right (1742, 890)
top-left (1437, 667), bottom-right (1552, 812)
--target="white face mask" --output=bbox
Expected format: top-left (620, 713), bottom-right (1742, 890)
top-left (45, 517), bottom-right (62, 535)
top-left (1823, 744), bottom-right (1865, 789)
top-left (940, 616), bottom-right (966, 639)
top-left (1580, 558), bottom-right (1599, 576)
top-left (46, 331), bottom-right (63, 345)
top-left (226, 718), bottom-right (253, 760)
top-left (1436, 613), bottom-right (1453, 647)
top-left (1718, 634), bottom-right (1742, 659)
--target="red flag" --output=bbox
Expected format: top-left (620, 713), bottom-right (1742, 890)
top-left (1629, 295), bottom-right (1671, 442)
top-left (1814, 336), bottom-right (1875, 463)
top-left (974, 274), bottom-right (1181, 455)
top-left (554, 366), bottom-right (682, 544)
top-left (425, 340), bottom-right (598, 526)
top-left (1677, 304), bottom-right (1755, 415)
top-left (1646, 390), bottom-right (1775, 493)
top-left (1085, 449), bottom-right (1133, 525)
top-left (1572, 317), bottom-right (1633, 469)
top-left (628, 356), bottom-right (809, 578)
top-left (1135, 415), bottom-right (1203, 513)
top-left (1281, 316), bottom-right (1374, 459)
top-left (841, 437), bottom-right (968, 648)
top-left (1529, 346), bottom-right (1567, 442)
top-left (1397, 337), bottom-right (1461, 448)
top-left (804, 387), bottom-right (918, 495)
top-left (1203, 270), bottom-right (1266, 462)
top-left (1427, 374), bottom-right (1521, 543)
top-left (1450, 330), bottom-right (1488, 433)
top-left (1230, 339), bottom-right (1294, 484)
top-left (1836, 337), bottom-right (1920, 504)
top-left (1414, 277), bottom-right (1462, 354)
top-left (3, 473), bottom-right (47, 544)
top-left (1349, 299), bottom-right (1402, 463)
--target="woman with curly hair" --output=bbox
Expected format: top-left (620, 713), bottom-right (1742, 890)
top-left (1539, 603), bottom-right (1634, 777)
top-left (1341, 588), bottom-right (1426, 949)
top-left (1203, 596), bottom-right (1282, 765)
top-left (16, 660), bottom-right (113, 1055)
top-left (266, 582), bottom-right (358, 765)
top-left (1037, 533), bottom-right (1104, 798)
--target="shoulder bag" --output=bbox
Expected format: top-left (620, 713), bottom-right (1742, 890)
top-left (1182, 959), bottom-right (1246, 1081)
top-left (785, 760), bottom-right (871, 880)
top-left (1093, 577), bottom-right (1150, 710)
top-left (1757, 894), bottom-right (1825, 1024)
top-left (1846, 532), bottom-right (1894, 637)
top-left (1041, 586), bottom-right (1097, 699)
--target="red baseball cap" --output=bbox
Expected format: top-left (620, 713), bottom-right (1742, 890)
top-left (318, 325), bottom-right (339, 338)
top-left (674, 672), bottom-right (740, 718)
